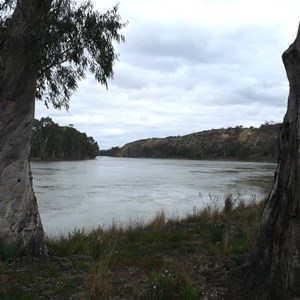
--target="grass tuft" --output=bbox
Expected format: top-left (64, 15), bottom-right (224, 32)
top-left (148, 211), bottom-right (166, 231)
top-left (90, 236), bottom-right (118, 299)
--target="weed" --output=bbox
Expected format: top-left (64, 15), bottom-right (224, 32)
top-left (55, 276), bottom-right (81, 296)
top-left (1, 285), bottom-right (40, 300)
top-left (179, 280), bottom-right (198, 300)
top-left (90, 236), bottom-right (118, 299)
top-left (148, 211), bottom-right (166, 231)
top-left (47, 264), bottom-right (59, 277)
top-left (47, 227), bottom-right (89, 256)
top-left (0, 239), bottom-right (22, 261)
top-left (224, 193), bottom-right (233, 214)
top-left (148, 269), bottom-right (173, 300)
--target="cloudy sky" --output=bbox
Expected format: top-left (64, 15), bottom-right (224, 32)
top-left (35, 0), bottom-right (300, 149)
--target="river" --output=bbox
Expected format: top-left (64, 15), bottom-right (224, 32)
top-left (31, 157), bottom-right (276, 235)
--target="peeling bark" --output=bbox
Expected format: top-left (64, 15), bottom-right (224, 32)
top-left (0, 0), bottom-right (52, 257)
top-left (230, 24), bottom-right (300, 299)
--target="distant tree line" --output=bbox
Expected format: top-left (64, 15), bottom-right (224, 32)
top-left (30, 117), bottom-right (100, 160)
top-left (99, 146), bottom-right (121, 157)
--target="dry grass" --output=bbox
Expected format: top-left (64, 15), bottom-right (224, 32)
top-left (148, 210), bottom-right (166, 231)
top-left (90, 237), bottom-right (118, 299)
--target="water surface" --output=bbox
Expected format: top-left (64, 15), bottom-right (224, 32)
top-left (32, 157), bottom-right (276, 234)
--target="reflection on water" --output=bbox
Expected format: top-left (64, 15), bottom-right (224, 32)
top-left (32, 157), bottom-right (276, 235)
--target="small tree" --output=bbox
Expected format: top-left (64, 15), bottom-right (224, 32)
top-left (0, 0), bottom-right (126, 257)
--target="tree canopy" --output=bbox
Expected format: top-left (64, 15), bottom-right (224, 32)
top-left (31, 117), bottom-right (100, 160)
top-left (0, 0), bottom-right (127, 109)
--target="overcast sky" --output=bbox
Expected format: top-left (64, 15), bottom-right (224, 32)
top-left (35, 0), bottom-right (300, 149)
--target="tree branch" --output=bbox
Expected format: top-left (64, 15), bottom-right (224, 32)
top-left (40, 53), bottom-right (70, 73)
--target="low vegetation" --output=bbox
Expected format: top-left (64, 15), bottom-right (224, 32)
top-left (0, 196), bottom-right (265, 299)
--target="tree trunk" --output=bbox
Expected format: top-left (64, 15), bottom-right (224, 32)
top-left (230, 24), bottom-right (300, 299)
top-left (0, 0), bottom-right (51, 257)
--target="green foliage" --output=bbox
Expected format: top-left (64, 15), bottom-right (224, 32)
top-left (147, 270), bottom-right (198, 300)
top-left (0, 0), bottom-right (126, 110)
top-left (99, 146), bottom-right (120, 156)
top-left (179, 279), bottom-right (198, 300)
top-left (30, 117), bottom-right (100, 160)
top-left (0, 285), bottom-right (40, 300)
top-left (47, 227), bottom-right (90, 256)
top-left (0, 239), bottom-right (23, 261)
top-left (37, 1), bottom-right (126, 109)
top-left (148, 269), bottom-right (173, 300)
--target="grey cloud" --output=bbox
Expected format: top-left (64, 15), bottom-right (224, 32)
top-left (110, 70), bottom-right (147, 90)
top-left (123, 22), bottom-right (283, 69)
top-left (110, 20), bottom-right (288, 107)
top-left (236, 84), bottom-right (287, 106)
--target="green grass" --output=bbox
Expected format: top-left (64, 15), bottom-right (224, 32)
top-left (1, 285), bottom-right (41, 300)
top-left (0, 197), bottom-right (265, 299)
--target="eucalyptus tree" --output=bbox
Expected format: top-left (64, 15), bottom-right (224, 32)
top-left (229, 24), bottom-right (300, 299)
top-left (0, 0), bottom-right (125, 256)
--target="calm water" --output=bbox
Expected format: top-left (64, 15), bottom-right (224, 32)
top-left (31, 157), bottom-right (276, 235)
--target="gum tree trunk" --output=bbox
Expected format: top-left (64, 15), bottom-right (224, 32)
top-left (0, 0), bottom-right (51, 257)
top-left (234, 24), bottom-right (300, 299)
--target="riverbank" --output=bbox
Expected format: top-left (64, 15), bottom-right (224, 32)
top-left (0, 197), bottom-right (265, 299)
top-left (101, 123), bottom-right (279, 162)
